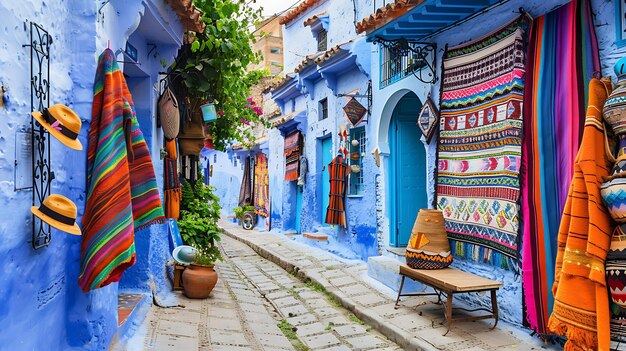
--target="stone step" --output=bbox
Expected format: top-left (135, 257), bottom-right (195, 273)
top-left (367, 255), bottom-right (424, 293)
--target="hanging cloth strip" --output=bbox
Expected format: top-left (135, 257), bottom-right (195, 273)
top-left (520, 0), bottom-right (601, 337)
top-left (254, 153), bottom-right (270, 217)
top-left (79, 48), bottom-right (165, 292)
top-left (547, 77), bottom-right (613, 351)
top-left (325, 154), bottom-right (349, 227)
top-left (239, 156), bottom-right (252, 207)
top-left (284, 130), bottom-right (301, 181)
top-left (164, 139), bottom-right (181, 219)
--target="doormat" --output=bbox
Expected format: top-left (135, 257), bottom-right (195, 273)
top-left (436, 16), bottom-right (530, 269)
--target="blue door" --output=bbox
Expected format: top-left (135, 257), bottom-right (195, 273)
top-left (295, 185), bottom-right (303, 233)
top-left (389, 94), bottom-right (427, 247)
top-left (321, 137), bottom-right (333, 225)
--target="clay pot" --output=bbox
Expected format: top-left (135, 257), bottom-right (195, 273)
top-left (182, 264), bottom-right (218, 299)
top-left (604, 74), bottom-right (626, 136)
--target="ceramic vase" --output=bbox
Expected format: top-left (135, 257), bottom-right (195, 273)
top-left (182, 264), bottom-right (218, 299)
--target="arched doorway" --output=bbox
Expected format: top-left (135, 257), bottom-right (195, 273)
top-left (388, 92), bottom-right (427, 247)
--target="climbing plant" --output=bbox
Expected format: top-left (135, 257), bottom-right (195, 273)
top-left (170, 0), bottom-right (269, 150)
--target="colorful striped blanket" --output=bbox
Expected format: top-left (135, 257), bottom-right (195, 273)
top-left (436, 16), bottom-right (530, 269)
top-left (79, 49), bottom-right (164, 292)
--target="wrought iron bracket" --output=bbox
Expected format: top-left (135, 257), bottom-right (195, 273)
top-left (24, 22), bottom-right (53, 250)
top-left (372, 36), bottom-right (437, 84)
top-left (337, 80), bottom-right (372, 123)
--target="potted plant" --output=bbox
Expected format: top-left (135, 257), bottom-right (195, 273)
top-left (182, 244), bottom-right (223, 298)
top-left (178, 170), bottom-right (223, 298)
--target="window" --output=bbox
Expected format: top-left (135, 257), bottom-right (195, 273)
top-left (348, 127), bottom-right (366, 195)
top-left (317, 29), bottom-right (328, 52)
top-left (291, 99), bottom-right (296, 113)
top-left (270, 47), bottom-right (281, 54)
top-left (233, 156), bottom-right (238, 167)
top-left (213, 154), bottom-right (217, 163)
top-left (319, 98), bottom-right (328, 120)
top-left (380, 42), bottom-right (430, 88)
top-left (271, 61), bottom-right (282, 67)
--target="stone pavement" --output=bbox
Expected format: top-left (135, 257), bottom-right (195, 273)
top-left (127, 234), bottom-right (401, 351)
top-left (219, 220), bottom-right (557, 351)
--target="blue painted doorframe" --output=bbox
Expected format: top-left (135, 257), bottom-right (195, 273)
top-left (388, 93), bottom-right (427, 247)
top-left (320, 137), bottom-right (332, 225)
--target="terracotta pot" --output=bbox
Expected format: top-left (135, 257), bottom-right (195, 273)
top-left (182, 264), bottom-right (218, 299)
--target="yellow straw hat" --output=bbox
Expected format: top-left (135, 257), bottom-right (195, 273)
top-left (31, 104), bottom-right (83, 150)
top-left (31, 194), bottom-right (81, 235)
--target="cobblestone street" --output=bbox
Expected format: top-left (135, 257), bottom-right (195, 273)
top-left (129, 235), bottom-right (401, 350)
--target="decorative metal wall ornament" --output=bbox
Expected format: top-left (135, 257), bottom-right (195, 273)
top-left (23, 22), bottom-right (53, 249)
top-left (418, 95), bottom-right (439, 143)
top-left (373, 36), bottom-right (437, 84)
top-left (337, 80), bottom-right (372, 123)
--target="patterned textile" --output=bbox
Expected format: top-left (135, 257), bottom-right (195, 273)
top-left (406, 249), bottom-right (453, 270)
top-left (164, 139), bottom-right (181, 219)
top-left (254, 153), bottom-right (270, 217)
top-left (239, 156), bottom-right (252, 207)
top-left (297, 156), bottom-right (308, 186)
top-left (284, 130), bottom-right (301, 181)
top-left (436, 17), bottom-right (529, 267)
top-left (521, 0), bottom-right (601, 336)
top-left (547, 77), bottom-right (613, 351)
top-left (79, 49), bottom-right (165, 292)
top-left (325, 155), bottom-right (349, 227)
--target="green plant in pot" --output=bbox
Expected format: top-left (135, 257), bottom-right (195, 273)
top-left (179, 171), bottom-right (223, 298)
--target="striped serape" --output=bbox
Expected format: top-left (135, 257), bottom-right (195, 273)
top-left (284, 130), bottom-right (301, 181)
top-left (325, 154), bottom-right (349, 227)
top-left (79, 49), bottom-right (164, 292)
top-left (520, 0), bottom-right (601, 336)
top-left (548, 78), bottom-right (613, 351)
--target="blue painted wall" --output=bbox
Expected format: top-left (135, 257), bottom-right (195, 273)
top-left (367, 0), bottom-right (624, 326)
top-left (0, 0), bottom-right (182, 349)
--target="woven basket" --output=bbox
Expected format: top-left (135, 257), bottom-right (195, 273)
top-left (405, 209), bottom-right (452, 270)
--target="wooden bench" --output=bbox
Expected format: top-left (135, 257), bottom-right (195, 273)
top-left (396, 264), bottom-right (502, 335)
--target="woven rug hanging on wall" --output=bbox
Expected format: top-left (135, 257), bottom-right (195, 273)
top-left (254, 152), bottom-right (270, 217)
top-left (436, 16), bottom-right (530, 269)
top-left (284, 130), bottom-right (301, 181)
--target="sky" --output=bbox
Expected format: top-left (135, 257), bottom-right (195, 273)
top-left (249, 0), bottom-right (297, 18)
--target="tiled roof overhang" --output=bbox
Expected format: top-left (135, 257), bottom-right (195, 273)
top-left (166, 0), bottom-right (206, 33)
top-left (279, 0), bottom-right (324, 25)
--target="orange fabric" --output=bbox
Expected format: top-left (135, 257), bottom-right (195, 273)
top-left (164, 139), bottom-right (180, 219)
top-left (548, 78), bottom-right (613, 350)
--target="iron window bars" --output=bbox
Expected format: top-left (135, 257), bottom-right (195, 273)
top-left (374, 37), bottom-right (436, 87)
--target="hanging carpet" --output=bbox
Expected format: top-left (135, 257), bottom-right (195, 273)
top-left (520, 0), bottom-right (601, 337)
top-left (436, 16), bottom-right (530, 268)
top-left (239, 156), bottom-right (252, 207)
top-left (79, 49), bottom-right (165, 292)
top-left (164, 139), bottom-right (181, 219)
top-left (284, 130), bottom-right (301, 181)
top-left (254, 153), bottom-right (270, 217)
top-left (325, 154), bottom-right (349, 227)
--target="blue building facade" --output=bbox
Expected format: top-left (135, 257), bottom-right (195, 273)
top-left (0, 0), bottom-right (195, 349)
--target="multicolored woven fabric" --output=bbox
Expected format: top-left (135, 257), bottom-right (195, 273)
top-left (436, 16), bottom-right (529, 268)
top-left (284, 130), bottom-right (301, 181)
top-left (325, 155), bottom-right (349, 227)
top-left (520, 0), bottom-right (601, 336)
top-left (254, 153), bottom-right (270, 217)
top-left (164, 139), bottom-right (180, 219)
top-left (547, 77), bottom-right (613, 351)
top-left (79, 49), bottom-right (164, 292)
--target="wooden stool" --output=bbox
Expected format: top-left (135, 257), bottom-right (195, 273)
top-left (173, 264), bottom-right (187, 290)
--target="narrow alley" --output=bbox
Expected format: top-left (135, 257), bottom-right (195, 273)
top-left (129, 234), bottom-right (401, 351)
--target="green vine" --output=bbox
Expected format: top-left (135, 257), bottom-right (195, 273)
top-left (170, 0), bottom-right (269, 151)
